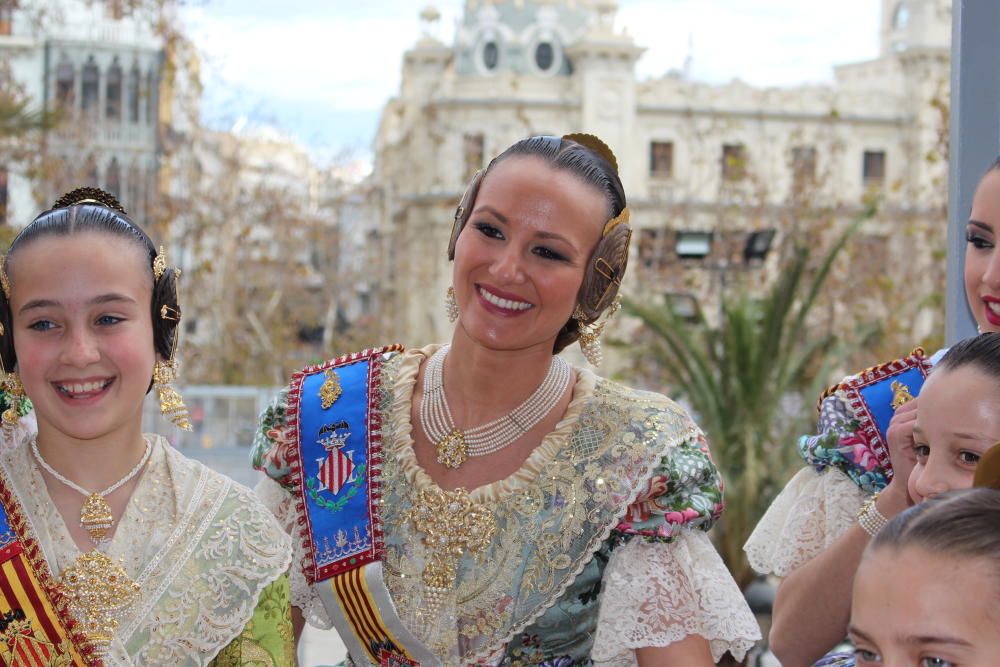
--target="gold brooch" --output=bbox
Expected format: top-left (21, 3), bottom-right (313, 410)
top-left (60, 551), bottom-right (140, 659)
top-left (319, 369), bottom-right (342, 410)
top-left (408, 487), bottom-right (496, 614)
top-left (434, 430), bottom-right (468, 470)
top-left (890, 380), bottom-right (914, 410)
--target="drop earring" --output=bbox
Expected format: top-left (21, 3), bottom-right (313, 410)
top-left (446, 287), bottom-right (459, 323)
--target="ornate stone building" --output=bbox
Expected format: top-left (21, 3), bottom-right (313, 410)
top-left (370, 0), bottom-right (952, 356)
top-left (0, 0), bottom-right (163, 225)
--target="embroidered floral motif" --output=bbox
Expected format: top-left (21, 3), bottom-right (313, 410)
top-left (254, 348), bottom-right (758, 666)
top-left (380, 371), bottom-right (705, 665)
top-left (799, 411), bottom-right (890, 495)
top-left (1, 435), bottom-right (292, 667)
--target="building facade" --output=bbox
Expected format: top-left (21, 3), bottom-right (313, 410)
top-left (0, 0), bottom-right (163, 226)
top-left (369, 0), bottom-right (952, 359)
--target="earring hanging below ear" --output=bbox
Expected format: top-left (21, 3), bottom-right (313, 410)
top-left (573, 297), bottom-right (621, 367)
top-left (152, 360), bottom-right (192, 431)
top-left (1, 372), bottom-right (24, 426)
top-left (446, 286), bottom-right (459, 323)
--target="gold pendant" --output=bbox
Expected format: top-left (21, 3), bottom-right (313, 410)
top-left (80, 493), bottom-right (114, 544)
top-left (60, 550), bottom-right (140, 658)
top-left (435, 429), bottom-right (467, 469)
top-left (408, 487), bottom-right (496, 617)
top-left (319, 369), bottom-right (342, 409)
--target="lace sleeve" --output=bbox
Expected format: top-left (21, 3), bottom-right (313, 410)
top-left (743, 466), bottom-right (866, 577)
top-left (254, 477), bottom-right (334, 630)
top-left (591, 532), bottom-right (761, 665)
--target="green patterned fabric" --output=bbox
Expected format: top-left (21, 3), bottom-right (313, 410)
top-left (210, 575), bottom-right (295, 666)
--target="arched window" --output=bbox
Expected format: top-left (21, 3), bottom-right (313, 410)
top-left (106, 58), bottom-right (122, 121)
top-left (55, 57), bottom-right (74, 110)
top-left (535, 42), bottom-right (554, 71)
top-left (81, 56), bottom-right (99, 114)
top-left (105, 157), bottom-right (121, 199)
top-left (482, 41), bottom-right (499, 70)
top-left (128, 62), bottom-right (140, 123)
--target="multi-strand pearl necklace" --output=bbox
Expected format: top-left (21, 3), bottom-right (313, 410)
top-left (31, 437), bottom-right (152, 546)
top-left (419, 345), bottom-right (570, 469)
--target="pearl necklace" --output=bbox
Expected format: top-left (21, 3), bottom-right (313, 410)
top-left (31, 437), bottom-right (153, 546)
top-left (419, 345), bottom-right (570, 469)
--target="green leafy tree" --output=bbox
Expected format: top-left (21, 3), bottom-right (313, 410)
top-left (623, 220), bottom-right (867, 589)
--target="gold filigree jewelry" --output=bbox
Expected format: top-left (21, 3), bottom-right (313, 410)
top-left (59, 551), bottom-right (140, 659)
top-left (573, 296), bottom-right (621, 366)
top-left (408, 487), bottom-right (496, 616)
top-left (52, 186), bottom-right (127, 214)
top-left (435, 430), bottom-right (467, 469)
top-left (152, 246), bottom-right (167, 281)
top-left (0, 322), bottom-right (4, 336)
top-left (890, 380), bottom-right (914, 410)
top-left (1, 372), bottom-right (24, 426)
top-left (31, 437), bottom-right (153, 545)
top-left (80, 493), bottom-right (114, 543)
top-left (159, 304), bottom-right (181, 321)
top-left (445, 286), bottom-right (459, 323)
top-left (319, 368), bottom-right (342, 410)
top-left (152, 360), bottom-right (193, 431)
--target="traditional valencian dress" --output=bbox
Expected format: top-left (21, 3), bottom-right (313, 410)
top-left (253, 345), bottom-right (760, 666)
top-left (0, 432), bottom-right (294, 666)
top-left (744, 348), bottom-right (937, 667)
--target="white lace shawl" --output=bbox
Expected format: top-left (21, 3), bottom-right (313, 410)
top-left (261, 478), bottom-right (759, 662)
top-left (743, 466), bottom-right (866, 577)
top-left (1, 434), bottom-right (292, 666)
top-left (256, 342), bottom-right (761, 662)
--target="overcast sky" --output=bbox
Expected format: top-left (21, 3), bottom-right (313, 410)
top-left (181, 0), bottom-right (882, 164)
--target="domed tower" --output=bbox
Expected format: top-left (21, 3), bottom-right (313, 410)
top-left (455, 0), bottom-right (595, 77)
top-left (880, 0), bottom-right (951, 55)
top-left (454, 1), bottom-right (643, 183)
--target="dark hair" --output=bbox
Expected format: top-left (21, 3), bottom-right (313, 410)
top-left (869, 488), bottom-right (1000, 580)
top-left (447, 135), bottom-right (630, 353)
top-left (934, 332), bottom-right (1000, 382)
top-left (0, 200), bottom-right (181, 374)
top-left (990, 155), bottom-right (1000, 172)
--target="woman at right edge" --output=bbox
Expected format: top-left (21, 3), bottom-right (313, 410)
top-left (253, 134), bottom-right (760, 666)
top-left (745, 157), bottom-right (1000, 666)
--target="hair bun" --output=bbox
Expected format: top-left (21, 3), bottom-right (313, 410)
top-left (52, 187), bottom-right (127, 214)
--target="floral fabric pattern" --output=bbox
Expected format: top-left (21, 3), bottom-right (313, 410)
top-left (209, 576), bottom-right (295, 667)
top-left (798, 391), bottom-right (888, 495)
top-left (254, 346), bottom-right (759, 666)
